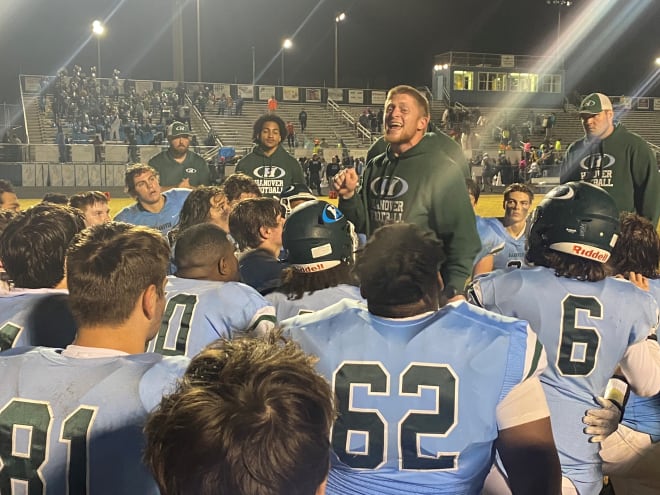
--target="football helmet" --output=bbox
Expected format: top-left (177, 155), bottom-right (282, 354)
top-left (528, 181), bottom-right (619, 262)
top-left (278, 183), bottom-right (316, 216)
top-left (283, 201), bottom-right (358, 272)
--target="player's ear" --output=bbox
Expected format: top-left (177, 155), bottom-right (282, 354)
top-left (141, 283), bottom-right (160, 321)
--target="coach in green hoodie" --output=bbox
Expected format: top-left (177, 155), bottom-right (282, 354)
top-left (561, 93), bottom-right (660, 226)
top-left (334, 85), bottom-right (480, 298)
top-left (236, 114), bottom-right (305, 196)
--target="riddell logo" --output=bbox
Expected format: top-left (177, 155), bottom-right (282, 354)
top-left (572, 245), bottom-right (609, 261)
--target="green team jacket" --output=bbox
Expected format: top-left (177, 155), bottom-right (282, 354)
top-left (148, 149), bottom-right (211, 187)
top-left (235, 145), bottom-right (305, 196)
top-left (561, 123), bottom-right (660, 225)
top-left (367, 131), bottom-right (471, 178)
top-left (340, 133), bottom-right (481, 292)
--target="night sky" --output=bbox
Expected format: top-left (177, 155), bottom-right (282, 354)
top-left (1, 0), bottom-right (658, 103)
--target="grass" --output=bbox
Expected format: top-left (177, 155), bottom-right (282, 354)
top-left (19, 193), bottom-right (511, 219)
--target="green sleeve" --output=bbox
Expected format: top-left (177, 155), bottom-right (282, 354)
top-left (631, 139), bottom-right (660, 226)
top-left (338, 193), bottom-right (367, 235)
top-left (431, 164), bottom-right (481, 291)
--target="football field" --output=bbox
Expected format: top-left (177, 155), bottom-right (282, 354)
top-left (19, 193), bottom-right (510, 219)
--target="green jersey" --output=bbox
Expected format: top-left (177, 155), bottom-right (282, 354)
top-left (148, 149), bottom-right (211, 187)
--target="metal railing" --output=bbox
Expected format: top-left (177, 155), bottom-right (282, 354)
top-left (326, 98), bottom-right (374, 143)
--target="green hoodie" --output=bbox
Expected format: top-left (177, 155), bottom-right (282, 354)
top-left (340, 133), bottom-right (481, 292)
top-left (561, 123), bottom-right (660, 225)
top-left (236, 145), bottom-right (305, 196)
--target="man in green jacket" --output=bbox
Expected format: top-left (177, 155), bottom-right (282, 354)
top-left (236, 114), bottom-right (305, 196)
top-left (148, 121), bottom-right (211, 191)
top-left (560, 93), bottom-right (660, 226)
top-left (334, 85), bottom-right (480, 298)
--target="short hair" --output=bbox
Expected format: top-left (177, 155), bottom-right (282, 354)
top-left (465, 178), bottom-right (480, 204)
top-left (0, 179), bottom-right (15, 195)
top-left (41, 192), bottom-right (69, 204)
top-left (253, 114), bottom-right (288, 144)
top-left (386, 85), bottom-right (430, 117)
top-left (356, 223), bottom-right (445, 313)
top-left (229, 197), bottom-right (282, 250)
top-left (144, 334), bottom-right (335, 495)
top-left (66, 222), bottom-right (170, 328)
top-left (69, 191), bottom-right (108, 211)
top-left (174, 223), bottom-right (234, 273)
top-left (221, 173), bottom-right (261, 203)
top-left (0, 204), bottom-right (85, 288)
top-left (609, 212), bottom-right (660, 279)
top-left (125, 163), bottom-right (158, 196)
top-left (503, 183), bottom-right (534, 202)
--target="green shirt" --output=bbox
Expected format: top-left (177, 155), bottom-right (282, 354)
top-left (340, 133), bottom-right (481, 291)
top-left (561, 123), bottom-right (660, 225)
top-left (148, 149), bottom-right (211, 187)
top-left (236, 145), bottom-right (305, 196)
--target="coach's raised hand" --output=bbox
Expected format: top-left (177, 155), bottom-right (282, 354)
top-left (333, 168), bottom-right (359, 200)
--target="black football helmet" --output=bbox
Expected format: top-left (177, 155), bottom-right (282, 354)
top-left (283, 201), bottom-right (357, 271)
top-left (528, 181), bottom-right (619, 262)
top-left (278, 183), bottom-right (316, 216)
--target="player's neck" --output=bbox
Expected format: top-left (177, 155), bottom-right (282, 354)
top-left (368, 298), bottom-right (439, 319)
top-left (72, 325), bottom-right (149, 355)
top-left (140, 195), bottom-right (165, 213)
top-left (502, 218), bottom-right (526, 238)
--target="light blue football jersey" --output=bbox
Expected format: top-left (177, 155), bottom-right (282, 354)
top-left (284, 299), bottom-right (543, 495)
top-left (621, 278), bottom-right (660, 441)
top-left (114, 188), bottom-right (190, 236)
top-left (473, 216), bottom-right (504, 267)
top-left (0, 289), bottom-right (76, 351)
top-left (0, 348), bottom-right (188, 494)
top-left (477, 217), bottom-right (527, 270)
top-left (146, 276), bottom-right (276, 357)
top-left (471, 267), bottom-right (658, 494)
top-left (266, 284), bottom-right (365, 320)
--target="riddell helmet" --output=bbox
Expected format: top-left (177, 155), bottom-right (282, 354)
top-left (278, 183), bottom-right (316, 216)
top-left (283, 201), bottom-right (358, 272)
top-left (528, 181), bottom-right (619, 263)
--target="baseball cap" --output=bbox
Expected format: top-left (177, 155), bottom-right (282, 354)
top-left (167, 121), bottom-right (191, 138)
top-left (578, 93), bottom-right (613, 115)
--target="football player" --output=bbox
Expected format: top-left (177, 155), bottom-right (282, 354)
top-left (147, 223), bottom-right (276, 357)
top-left (473, 183), bottom-right (534, 275)
top-left (0, 204), bottom-right (85, 350)
top-left (0, 223), bottom-right (188, 493)
top-left (278, 182), bottom-right (316, 217)
top-left (469, 182), bottom-right (660, 495)
top-left (266, 201), bottom-right (363, 320)
top-left (284, 223), bottom-right (561, 494)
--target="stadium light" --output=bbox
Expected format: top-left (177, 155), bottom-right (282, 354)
top-left (92, 20), bottom-right (105, 78)
top-left (334, 12), bottom-right (347, 88)
top-left (545, 0), bottom-right (573, 65)
top-left (656, 57), bottom-right (660, 66)
top-left (281, 38), bottom-right (292, 85)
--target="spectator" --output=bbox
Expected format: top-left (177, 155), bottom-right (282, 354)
top-left (298, 108), bottom-right (307, 132)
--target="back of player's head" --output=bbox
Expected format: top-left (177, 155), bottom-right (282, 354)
top-left (526, 181), bottom-right (618, 280)
top-left (356, 223), bottom-right (445, 309)
top-left (229, 197), bottom-right (282, 250)
top-left (279, 183), bottom-right (316, 216)
top-left (527, 182), bottom-right (619, 263)
top-left (503, 182), bottom-right (534, 202)
top-left (177, 185), bottom-right (224, 233)
top-left (0, 204), bottom-right (85, 288)
top-left (124, 163), bottom-right (158, 196)
top-left (465, 178), bottom-right (480, 205)
top-left (221, 173), bottom-right (261, 203)
top-left (386, 84), bottom-right (430, 117)
top-left (68, 190), bottom-right (108, 210)
top-left (253, 114), bottom-right (287, 143)
top-left (66, 222), bottom-right (170, 327)
top-left (0, 179), bottom-right (15, 196)
top-left (609, 212), bottom-right (660, 279)
top-left (144, 335), bottom-right (335, 495)
top-left (283, 201), bottom-right (356, 272)
top-left (41, 192), bottom-right (69, 205)
top-left (174, 223), bottom-right (237, 281)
